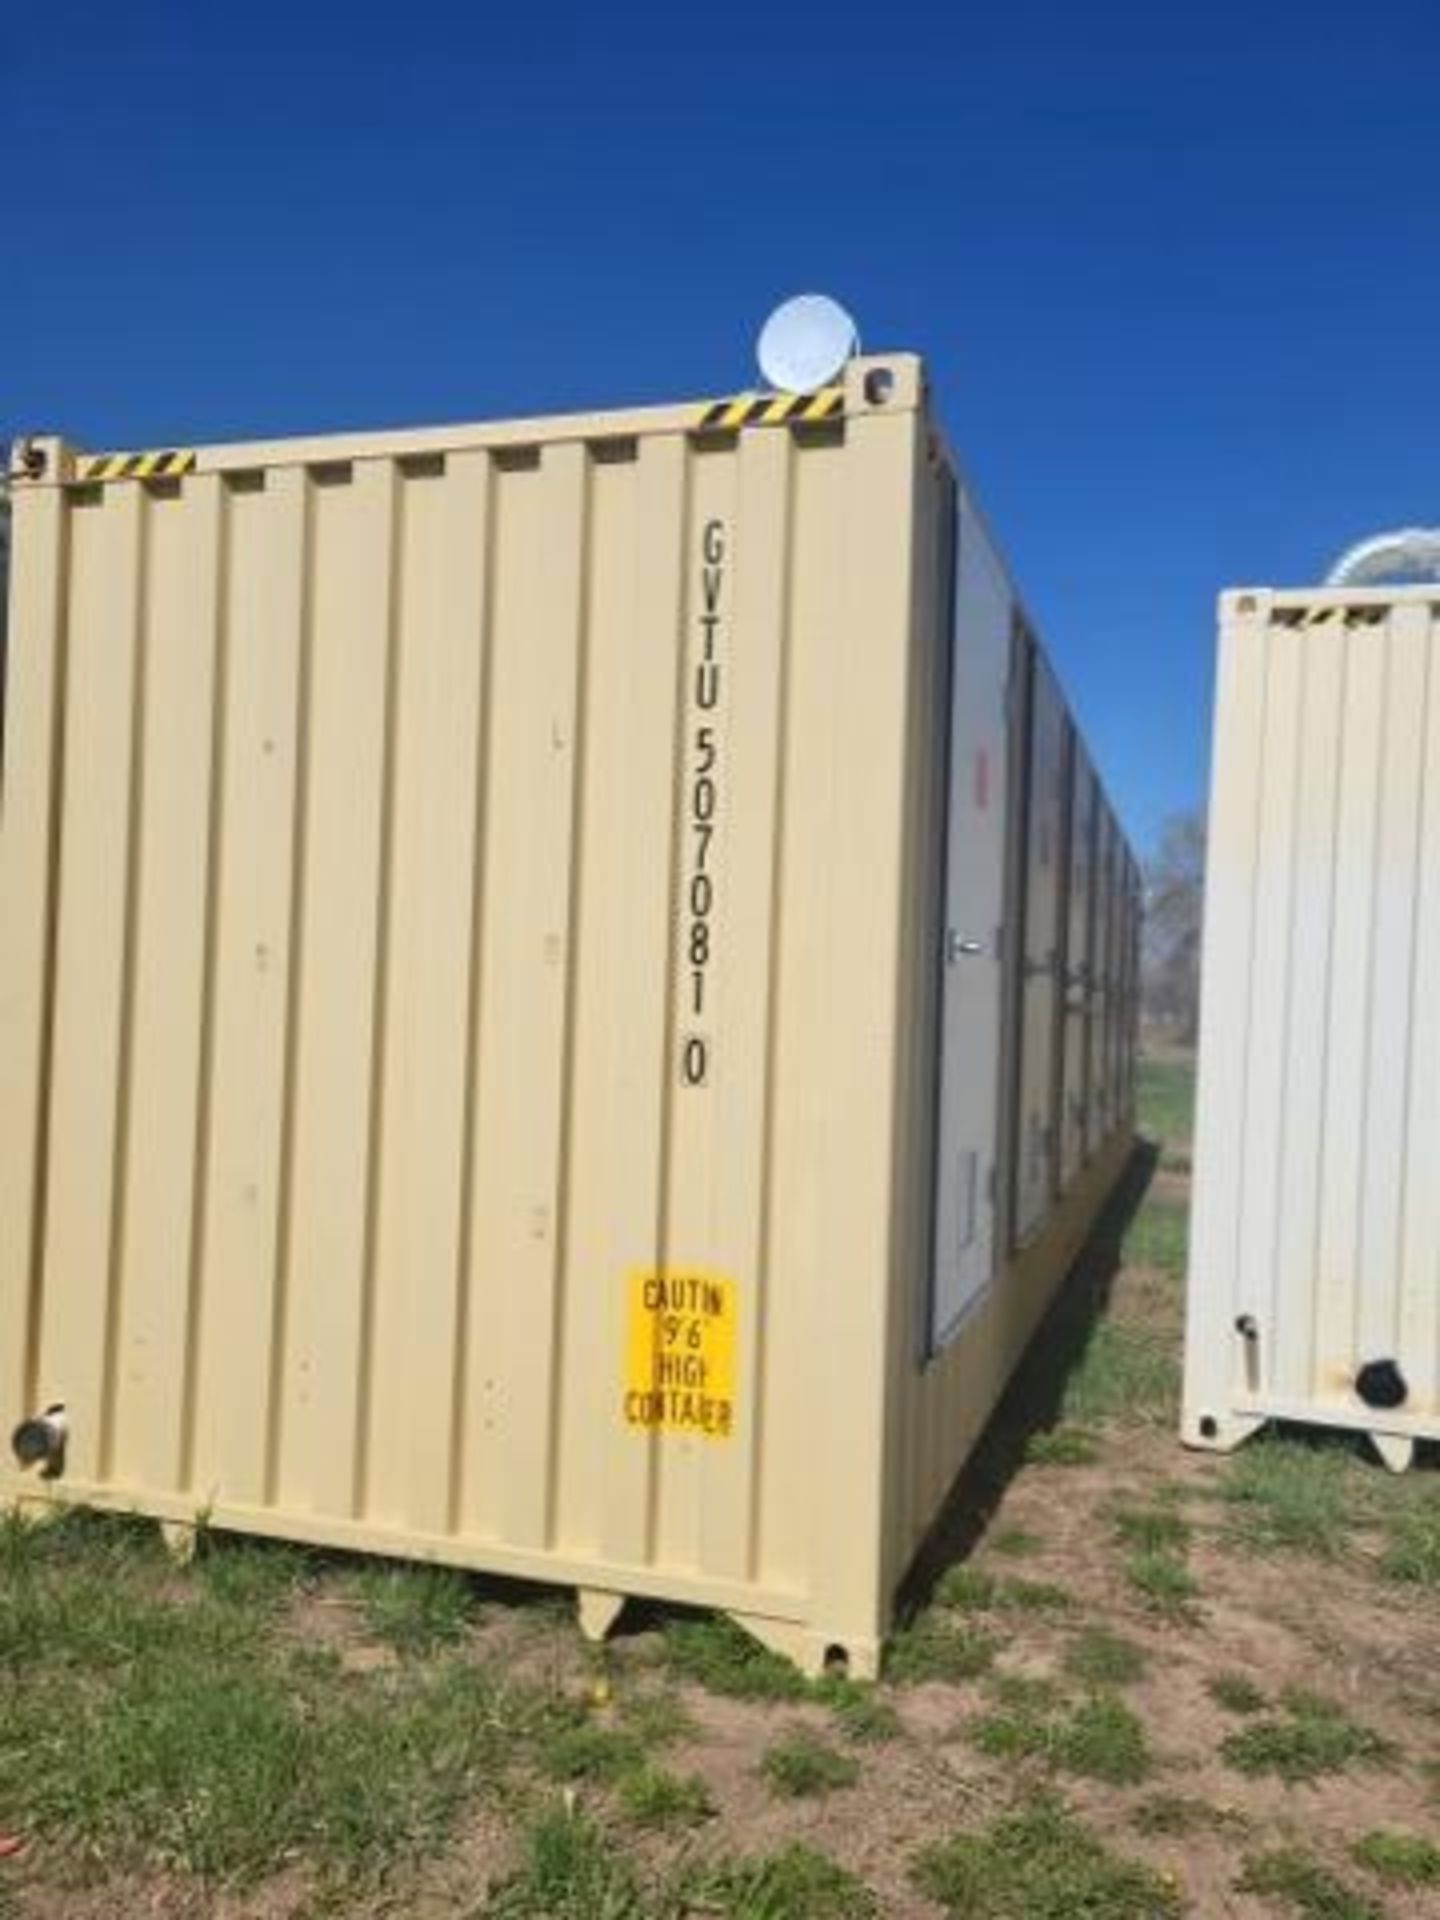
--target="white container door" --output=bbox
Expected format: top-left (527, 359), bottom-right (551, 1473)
top-left (929, 496), bottom-right (1012, 1350)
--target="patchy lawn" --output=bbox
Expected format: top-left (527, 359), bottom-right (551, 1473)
top-left (3, 1051), bottom-right (1438, 1917)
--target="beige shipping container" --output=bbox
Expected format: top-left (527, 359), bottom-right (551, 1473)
top-left (1059, 746), bottom-right (1096, 1190)
top-left (1, 355), bottom-right (1136, 1672)
top-left (1186, 585), bottom-right (1440, 1472)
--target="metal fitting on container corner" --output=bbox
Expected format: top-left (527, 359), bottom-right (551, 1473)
top-left (10, 438), bottom-right (47, 482)
top-left (10, 1404), bottom-right (67, 1478)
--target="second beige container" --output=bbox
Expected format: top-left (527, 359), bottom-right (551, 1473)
top-left (1186, 584), bottom-right (1440, 1471)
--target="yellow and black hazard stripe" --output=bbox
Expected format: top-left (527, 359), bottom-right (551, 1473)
top-left (695, 387), bottom-right (844, 432)
top-left (75, 449), bottom-right (198, 483)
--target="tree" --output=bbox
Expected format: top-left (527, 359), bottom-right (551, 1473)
top-left (1143, 810), bottom-right (1205, 1044)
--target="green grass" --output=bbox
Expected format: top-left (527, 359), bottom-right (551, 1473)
top-left (912, 1795), bottom-right (1180, 1919)
top-left (489, 1814), bottom-right (878, 1918)
top-left (884, 1614), bottom-right (1000, 1686)
top-left (936, 1564), bottom-right (998, 1611)
top-left (987, 1526), bottom-right (1044, 1558)
top-left (1221, 1439), bottom-right (1355, 1557)
top-left (820, 1682), bottom-right (902, 1744)
top-left (1136, 1055), bottom-right (1195, 1149)
top-left (1221, 1690), bottom-right (1394, 1784)
top-left (616, 1687), bottom-right (696, 1747)
top-left (485, 1804), bottom-right (652, 1918)
top-left (1121, 1200), bottom-right (1189, 1275)
top-left (660, 1615), bottom-right (810, 1701)
top-left (1108, 1503), bottom-right (1191, 1553)
top-left (1062, 1627), bottom-right (1147, 1688)
top-left (984, 1671), bottom-right (1066, 1712)
top-left (351, 1562), bottom-right (475, 1655)
top-left (1351, 1829), bottom-right (1440, 1888)
top-left (618, 1763), bottom-right (715, 1830)
top-left (1380, 1504), bottom-right (1440, 1587)
top-left (536, 1720), bottom-right (647, 1784)
top-left (194, 1534), bottom-right (313, 1611)
top-left (0, 1508), bottom-right (560, 1889)
top-left (1025, 1426), bottom-right (1101, 1467)
top-left (760, 1730), bottom-right (860, 1799)
top-left (1063, 1320), bottom-right (1181, 1426)
top-left (1207, 1672), bottom-right (1267, 1716)
top-left (1219, 1435), bottom-right (1440, 1589)
top-left (971, 1693), bottom-right (1151, 1785)
top-left (935, 1567), bottom-right (1072, 1615)
top-left (689, 1844), bottom-right (879, 1918)
top-left (1237, 1849), bottom-right (1383, 1920)
top-left (1124, 1550), bottom-right (1199, 1619)
top-left (4, 1635), bottom-right (551, 1884)
top-left (1051, 1696), bottom-right (1151, 1785)
top-left (1001, 1578), bottom-right (1074, 1614)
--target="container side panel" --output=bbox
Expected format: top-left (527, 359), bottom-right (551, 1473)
top-left (189, 471), bottom-right (308, 1505)
top-left (1102, 808), bottom-right (1123, 1138)
top-left (929, 488), bottom-right (1011, 1345)
top-left (468, 447), bottom-right (587, 1552)
top-left (590, 437), bottom-right (685, 1571)
top-left (1013, 661), bottom-right (1065, 1240)
top-left (1127, 857), bottom-right (1138, 1091)
top-left (1356, 605), bottom-right (1429, 1370)
top-left (1234, 623), bottom-right (1302, 1389)
top-left (1085, 815), bottom-right (1113, 1155)
top-left (548, 454), bottom-right (639, 1558)
top-left (1113, 821), bottom-right (1121, 1121)
top-left (891, 448), bottom-right (953, 1568)
top-left (109, 482), bottom-right (223, 1490)
top-left (36, 489), bottom-right (146, 1480)
top-left (273, 465), bottom-right (397, 1517)
top-left (0, 488), bottom-right (68, 1443)
top-left (557, 447), bottom-right (720, 1565)
top-left (1184, 604), bottom-right (1269, 1438)
top-left (1399, 612), bottom-right (1440, 1413)
top-left (697, 427), bottom-right (793, 1583)
top-left (1059, 752), bottom-right (1094, 1187)
top-left (362, 453), bottom-right (491, 1534)
top-left (882, 484), bottom-right (1135, 1589)
top-left (652, 447), bottom-right (737, 1572)
top-left (809, 405), bottom-right (925, 1647)
top-left (1312, 624), bottom-right (1387, 1388)
top-left (753, 442), bottom-right (846, 1594)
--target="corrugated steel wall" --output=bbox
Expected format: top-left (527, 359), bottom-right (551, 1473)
top-left (1, 368), bottom-right (945, 1667)
top-left (1186, 587), bottom-right (1440, 1464)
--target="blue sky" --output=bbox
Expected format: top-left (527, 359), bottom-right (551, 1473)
top-left (5, 1), bottom-right (1437, 852)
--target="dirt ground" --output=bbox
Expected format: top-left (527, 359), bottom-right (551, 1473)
top-left (3, 1059), bottom-right (1439, 1918)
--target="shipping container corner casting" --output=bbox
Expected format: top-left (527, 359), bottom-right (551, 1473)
top-left (0, 354), bottom-right (1138, 1674)
top-left (1185, 581), bottom-right (1440, 1477)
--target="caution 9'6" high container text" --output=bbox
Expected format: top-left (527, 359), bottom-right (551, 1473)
top-left (0, 355), bottom-right (1136, 1672)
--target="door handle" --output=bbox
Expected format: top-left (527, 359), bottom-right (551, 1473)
top-left (947, 932), bottom-right (986, 962)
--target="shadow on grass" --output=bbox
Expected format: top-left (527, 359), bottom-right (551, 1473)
top-left (897, 1139), bottom-right (1159, 1621)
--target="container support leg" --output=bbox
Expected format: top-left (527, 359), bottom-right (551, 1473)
top-left (576, 1587), bottom-right (626, 1644)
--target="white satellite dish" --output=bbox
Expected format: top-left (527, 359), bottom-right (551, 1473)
top-left (757, 294), bottom-right (859, 394)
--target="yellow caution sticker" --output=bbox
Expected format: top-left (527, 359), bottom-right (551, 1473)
top-left (695, 388), bottom-right (843, 432)
top-left (623, 1269), bottom-right (736, 1439)
top-left (75, 449), bottom-right (197, 483)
